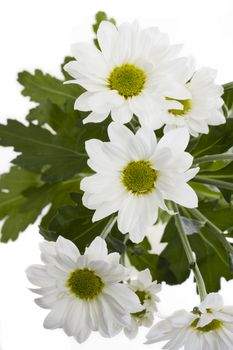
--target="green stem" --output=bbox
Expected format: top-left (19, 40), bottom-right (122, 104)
top-left (100, 216), bottom-right (117, 239)
top-left (172, 203), bottom-right (207, 301)
top-left (193, 153), bottom-right (233, 165)
top-left (190, 208), bottom-right (233, 259)
top-left (193, 176), bottom-right (233, 191)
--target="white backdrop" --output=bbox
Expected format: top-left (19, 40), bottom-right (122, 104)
top-left (0, 0), bottom-right (233, 349)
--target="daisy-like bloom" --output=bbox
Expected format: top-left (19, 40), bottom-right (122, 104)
top-left (124, 268), bottom-right (161, 339)
top-left (64, 20), bottom-right (191, 128)
top-left (26, 236), bottom-right (143, 343)
top-left (80, 122), bottom-right (199, 243)
top-left (163, 67), bottom-right (225, 137)
top-left (146, 293), bottom-right (233, 350)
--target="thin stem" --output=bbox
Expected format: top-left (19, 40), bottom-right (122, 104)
top-left (100, 216), bottom-right (117, 239)
top-left (172, 203), bottom-right (207, 301)
top-left (190, 208), bottom-right (233, 258)
top-left (193, 176), bottom-right (233, 191)
top-left (193, 153), bottom-right (233, 165)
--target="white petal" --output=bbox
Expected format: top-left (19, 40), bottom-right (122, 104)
top-left (199, 293), bottom-right (224, 312)
top-left (97, 21), bottom-right (118, 61)
top-left (85, 236), bottom-right (108, 259)
top-left (207, 110), bottom-right (226, 126)
top-left (71, 42), bottom-right (108, 77)
top-left (105, 284), bottom-right (143, 313)
top-left (136, 127), bottom-right (157, 156)
top-left (26, 265), bottom-right (51, 287)
top-left (167, 183), bottom-right (198, 208)
top-left (137, 268), bottom-right (153, 286)
top-left (88, 90), bottom-right (124, 113)
top-left (56, 236), bottom-right (80, 262)
top-left (43, 298), bottom-right (70, 329)
top-left (157, 127), bottom-right (190, 153)
top-left (83, 111), bottom-right (109, 124)
top-left (74, 91), bottom-right (93, 111)
top-left (111, 102), bottom-right (133, 124)
top-left (108, 122), bottom-right (134, 148)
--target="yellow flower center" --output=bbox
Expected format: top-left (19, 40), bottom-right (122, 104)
top-left (67, 268), bottom-right (104, 300)
top-left (108, 64), bottom-right (146, 98)
top-left (122, 160), bottom-right (157, 195)
top-left (166, 97), bottom-right (192, 116)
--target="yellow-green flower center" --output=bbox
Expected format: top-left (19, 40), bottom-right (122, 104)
top-left (66, 268), bottom-right (104, 300)
top-left (122, 160), bottom-right (157, 195)
top-left (166, 97), bottom-right (192, 116)
top-left (108, 64), bottom-right (146, 98)
top-left (191, 318), bottom-right (224, 333)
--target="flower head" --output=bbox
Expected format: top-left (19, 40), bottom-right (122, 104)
top-left (163, 67), bottom-right (225, 136)
top-left (146, 293), bottom-right (233, 350)
top-left (26, 236), bottom-right (142, 343)
top-left (81, 122), bottom-right (199, 243)
top-left (64, 21), bottom-right (191, 127)
top-left (124, 268), bottom-right (161, 339)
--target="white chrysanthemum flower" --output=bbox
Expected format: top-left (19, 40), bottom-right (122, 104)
top-left (64, 21), bottom-right (191, 128)
top-left (26, 236), bottom-right (143, 343)
top-left (124, 268), bottom-right (161, 339)
top-left (80, 122), bottom-right (199, 243)
top-left (163, 67), bottom-right (225, 136)
top-left (146, 293), bottom-right (233, 350)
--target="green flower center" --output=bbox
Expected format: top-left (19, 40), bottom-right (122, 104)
top-left (108, 64), bottom-right (146, 98)
top-left (66, 268), bottom-right (104, 300)
top-left (191, 318), bottom-right (224, 333)
top-left (166, 97), bottom-right (192, 116)
top-left (122, 160), bottom-right (157, 195)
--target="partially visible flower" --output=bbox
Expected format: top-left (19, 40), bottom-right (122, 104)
top-left (124, 268), bottom-right (161, 339)
top-left (146, 293), bottom-right (233, 350)
top-left (163, 67), bottom-right (225, 136)
top-left (64, 20), bottom-right (191, 128)
top-left (26, 236), bottom-right (143, 343)
top-left (81, 122), bottom-right (199, 243)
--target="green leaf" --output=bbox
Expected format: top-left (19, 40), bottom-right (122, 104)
top-left (160, 215), bottom-right (233, 292)
top-left (191, 117), bottom-right (233, 158)
top-left (0, 167), bottom-right (82, 242)
top-left (18, 69), bottom-right (83, 109)
top-left (127, 230), bottom-right (176, 283)
top-left (160, 218), bottom-right (191, 284)
top-left (39, 193), bottom-right (111, 253)
top-left (223, 82), bottom-right (233, 113)
top-left (189, 226), bottom-right (233, 292)
top-left (0, 167), bottom-right (40, 241)
top-left (189, 182), bottom-right (221, 200)
top-left (0, 119), bottom-right (87, 183)
top-left (199, 161), bottom-right (233, 182)
top-left (197, 201), bottom-right (233, 232)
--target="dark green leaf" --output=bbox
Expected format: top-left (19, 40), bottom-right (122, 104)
top-left (0, 167), bottom-right (40, 241)
top-left (191, 117), bottom-right (233, 158)
top-left (40, 193), bottom-right (111, 253)
top-left (18, 69), bottom-right (83, 109)
top-left (160, 214), bottom-right (233, 292)
top-left (189, 226), bottom-right (233, 292)
top-left (223, 82), bottom-right (233, 112)
top-left (160, 218), bottom-right (190, 284)
top-left (0, 120), bottom-right (87, 183)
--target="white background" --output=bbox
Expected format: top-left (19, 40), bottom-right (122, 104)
top-left (0, 0), bottom-right (233, 349)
